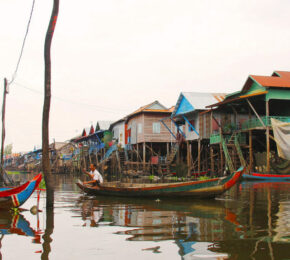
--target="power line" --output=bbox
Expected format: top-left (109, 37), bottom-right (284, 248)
top-left (13, 81), bottom-right (131, 114)
top-left (8, 0), bottom-right (36, 86)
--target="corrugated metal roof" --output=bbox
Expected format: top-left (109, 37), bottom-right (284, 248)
top-left (172, 92), bottom-right (227, 116)
top-left (207, 91), bottom-right (268, 108)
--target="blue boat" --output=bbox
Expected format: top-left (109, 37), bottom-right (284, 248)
top-left (243, 172), bottom-right (290, 181)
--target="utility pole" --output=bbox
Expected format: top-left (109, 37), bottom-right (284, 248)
top-left (0, 79), bottom-right (8, 183)
top-left (42, 0), bottom-right (59, 208)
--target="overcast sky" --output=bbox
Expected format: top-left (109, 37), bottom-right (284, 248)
top-left (0, 0), bottom-right (290, 152)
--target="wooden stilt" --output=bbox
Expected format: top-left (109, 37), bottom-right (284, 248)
top-left (249, 130), bottom-right (253, 172)
top-left (187, 141), bottom-right (190, 177)
top-left (220, 143), bottom-right (223, 175)
top-left (198, 139), bottom-right (201, 173)
top-left (143, 142), bottom-right (146, 171)
top-left (266, 100), bottom-right (270, 173)
top-left (210, 146), bottom-right (214, 175)
top-left (137, 143), bottom-right (139, 171)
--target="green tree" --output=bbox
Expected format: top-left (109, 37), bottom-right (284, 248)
top-left (4, 143), bottom-right (12, 155)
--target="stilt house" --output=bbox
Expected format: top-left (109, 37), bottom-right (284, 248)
top-left (208, 70), bottom-right (290, 174)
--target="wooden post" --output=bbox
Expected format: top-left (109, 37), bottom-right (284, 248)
top-left (166, 142), bottom-right (169, 158)
top-left (136, 143), bottom-right (139, 171)
top-left (143, 142), bottom-right (146, 171)
top-left (43, 0), bottom-right (59, 208)
top-left (220, 143), bottom-right (224, 175)
top-left (187, 141), bottom-right (190, 177)
top-left (266, 100), bottom-right (270, 173)
top-left (0, 78), bottom-right (8, 185)
top-left (1, 79), bottom-right (8, 173)
top-left (210, 146), bottom-right (214, 175)
top-left (249, 130), bottom-right (253, 172)
top-left (95, 153), bottom-right (99, 165)
top-left (198, 139), bottom-right (201, 173)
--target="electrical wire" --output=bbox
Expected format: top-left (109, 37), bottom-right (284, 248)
top-left (13, 82), bottom-right (131, 114)
top-left (8, 0), bottom-right (36, 86)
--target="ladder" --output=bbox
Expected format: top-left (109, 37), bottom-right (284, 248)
top-left (166, 142), bottom-right (179, 164)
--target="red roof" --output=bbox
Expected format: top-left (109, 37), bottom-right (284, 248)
top-left (250, 71), bottom-right (290, 88)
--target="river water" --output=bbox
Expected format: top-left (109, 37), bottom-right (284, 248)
top-left (1, 173), bottom-right (289, 260)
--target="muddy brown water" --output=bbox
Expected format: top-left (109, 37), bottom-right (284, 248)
top-left (0, 173), bottom-right (289, 259)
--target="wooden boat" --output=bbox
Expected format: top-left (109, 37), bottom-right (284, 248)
top-left (0, 173), bottom-right (42, 209)
top-left (77, 167), bottom-right (244, 199)
top-left (243, 173), bottom-right (290, 181)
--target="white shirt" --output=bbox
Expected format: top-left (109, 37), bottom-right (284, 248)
top-left (90, 169), bottom-right (103, 184)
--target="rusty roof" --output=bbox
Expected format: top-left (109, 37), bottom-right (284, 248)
top-left (126, 100), bottom-right (172, 120)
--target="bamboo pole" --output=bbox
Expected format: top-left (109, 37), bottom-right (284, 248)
top-left (246, 98), bottom-right (266, 128)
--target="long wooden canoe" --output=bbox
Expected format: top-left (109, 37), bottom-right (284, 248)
top-left (243, 172), bottom-right (290, 181)
top-left (0, 173), bottom-right (42, 209)
top-left (76, 167), bottom-right (244, 199)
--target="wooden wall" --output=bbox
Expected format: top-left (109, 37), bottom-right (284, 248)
top-left (127, 112), bottom-right (175, 144)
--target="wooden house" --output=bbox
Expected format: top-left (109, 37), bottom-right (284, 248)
top-left (124, 101), bottom-right (175, 172)
top-left (169, 92), bottom-right (226, 175)
top-left (208, 70), bottom-right (290, 174)
top-left (109, 118), bottom-right (126, 148)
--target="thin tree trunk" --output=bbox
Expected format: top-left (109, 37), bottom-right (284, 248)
top-left (43, 0), bottom-right (59, 208)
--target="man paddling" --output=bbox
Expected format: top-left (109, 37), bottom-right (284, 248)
top-left (82, 164), bottom-right (103, 186)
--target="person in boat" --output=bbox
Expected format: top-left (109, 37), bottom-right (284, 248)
top-left (82, 164), bottom-right (103, 186)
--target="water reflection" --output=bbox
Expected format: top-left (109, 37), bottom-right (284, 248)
top-left (72, 180), bottom-right (290, 259)
top-left (0, 211), bottom-right (39, 258)
top-left (2, 173), bottom-right (290, 259)
top-left (75, 196), bottom-right (242, 258)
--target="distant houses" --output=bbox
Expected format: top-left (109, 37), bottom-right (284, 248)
top-left (5, 70), bottom-right (290, 177)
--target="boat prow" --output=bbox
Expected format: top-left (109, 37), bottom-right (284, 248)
top-left (0, 173), bottom-right (42, 209)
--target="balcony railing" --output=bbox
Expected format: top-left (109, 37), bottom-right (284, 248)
top-left (242, 116), bottom-right (290, 130)
top-left (210, 133), bottom-right (246, 145)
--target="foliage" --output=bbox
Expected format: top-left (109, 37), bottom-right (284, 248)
top-left (39, 178), bottom-right (46, 189)
top-left (4, 144), bottom-right (13, 155)
top-left (148, 175), bottom-right (154, 181)
top-left (6, 171), bottom-right (20, 175)
top-left (175, 162), bottom-right (188, 178)
top-left (198, 176), bottom-right (210, 181)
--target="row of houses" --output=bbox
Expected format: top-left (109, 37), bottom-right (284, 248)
top-left (6, 70), bottom-right (290, 178)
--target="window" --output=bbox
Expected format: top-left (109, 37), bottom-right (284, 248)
top-left (138, 123), bottom-right (143, 134)
top-left (153, 122), bottom-right (161, 134)
top-left (188, 120), bottom-right (195, 132)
